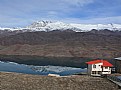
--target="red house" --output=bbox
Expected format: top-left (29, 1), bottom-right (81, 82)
top-left (86, 60), bottom-right (113, 76)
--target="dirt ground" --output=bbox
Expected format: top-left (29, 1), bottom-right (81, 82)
top-left (0, 72), bottom-right (118, 90)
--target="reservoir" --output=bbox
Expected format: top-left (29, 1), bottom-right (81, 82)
top-left (0, 61), bottom-right (87, 76)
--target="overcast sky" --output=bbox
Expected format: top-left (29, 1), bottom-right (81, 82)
top-left (0, 0), bottom-right (121, 27)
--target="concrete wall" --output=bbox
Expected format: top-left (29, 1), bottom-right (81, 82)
top-left (87, 64), bottom-right (92, 75)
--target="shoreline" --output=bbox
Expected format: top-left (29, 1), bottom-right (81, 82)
top-left (0, 55), bottom-right (114, 68)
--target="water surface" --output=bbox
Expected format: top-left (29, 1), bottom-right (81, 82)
top-left (0, 61), bottom-right (87, 76)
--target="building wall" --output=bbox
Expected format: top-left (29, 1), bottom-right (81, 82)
top-left (89, 63), bottom-right (103, 76)
top-left (116, 60), bottom-right (121, 73)
top-left (102, 67), bottom-right (111, 74)
top-left (92, 63), bottom-right (102, 71)
top-left (87, 64), bottom-right (92, 75)
top-left (102, 67), bottom-right (111, 71)
top-left (88, 63), bottom-right (111, 76)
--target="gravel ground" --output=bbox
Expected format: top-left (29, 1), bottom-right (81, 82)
top-left (0, 72), bottom-right (118, 90)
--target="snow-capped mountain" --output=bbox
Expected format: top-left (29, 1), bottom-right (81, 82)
top-left (0, 20), bottom-right (121, 32)
top-left (27, 20), bottom-right (81, 32)
top-left (27, 20), bottom-right (121, 32)
top-left (70, 23), bottom-right (121, 31)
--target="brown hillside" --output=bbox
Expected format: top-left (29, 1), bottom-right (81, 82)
top-left (0, 30), bottom-right (120, 58)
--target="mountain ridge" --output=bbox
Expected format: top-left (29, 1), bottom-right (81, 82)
top-left (0, 20), bottom-right (121, 58)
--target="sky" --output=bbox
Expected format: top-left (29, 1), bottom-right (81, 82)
top-left (0, 0), bottom-right (121, 27)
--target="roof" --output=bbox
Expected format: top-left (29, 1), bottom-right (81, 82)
top-left (86, 60), bottom-right (113, 67)
top-left (115, 57), bottom-right (121, 61)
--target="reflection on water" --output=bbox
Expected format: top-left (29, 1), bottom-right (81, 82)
top-left (0, 55), bottom-right (92, 68)
top-left (0, 61), bottom-right (87, 76)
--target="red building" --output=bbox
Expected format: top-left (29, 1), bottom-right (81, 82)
top-left (86, 60), bottom-right (113, 76)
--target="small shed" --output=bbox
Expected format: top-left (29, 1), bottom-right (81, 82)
top-left (86, 59), bottom-right (113, 76)
top-left (115, 57), bottom-right (121, 73)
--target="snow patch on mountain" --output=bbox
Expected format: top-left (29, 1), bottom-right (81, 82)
top-left (0, 20), bottom-right (121, 32)
top-left (27, 21), bottom-right (82, 32)
top-left (27, 20), bottom-right (121, 32)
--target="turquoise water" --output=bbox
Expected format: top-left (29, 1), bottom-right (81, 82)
top-left (0, 61), bottom-right (87, 76)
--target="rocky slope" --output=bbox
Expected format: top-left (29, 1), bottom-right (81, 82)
top-left (0, 30), bottom-right (120, 58)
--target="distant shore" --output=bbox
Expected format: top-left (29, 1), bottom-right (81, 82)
top-left (0, 55), bottom-right (115, 68)
top-left (0, 72), bottom-right (117, 90)
top-left (0, 55), bottom-right (93, 68)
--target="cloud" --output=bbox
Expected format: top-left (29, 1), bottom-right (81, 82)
top-left (87, 16), bottom-right (121, 24)
top-left (62, 16), bottom-right (121, 24)
top-left (0, 0), bottom-right (95, 15)
top-left (62, 0), bottom-right (95, 6)
top-left (0, 0), bottom-right (121, 27)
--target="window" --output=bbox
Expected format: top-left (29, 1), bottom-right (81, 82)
top-left (105, 67), bottom-right (108, 69)
top-left (93, 64), bottom-right (96, 68)
top-left (98, 71), bottom-right (101, 74)
top-left (92, 71), bottom-right (96, 74)
top-left (103, 71), bottom-right (109, 72)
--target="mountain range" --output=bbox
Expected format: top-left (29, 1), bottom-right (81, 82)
top-left (0, 20), bottom-right (121, 32)
top-left (0, 20), bottom-right (121, 58)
